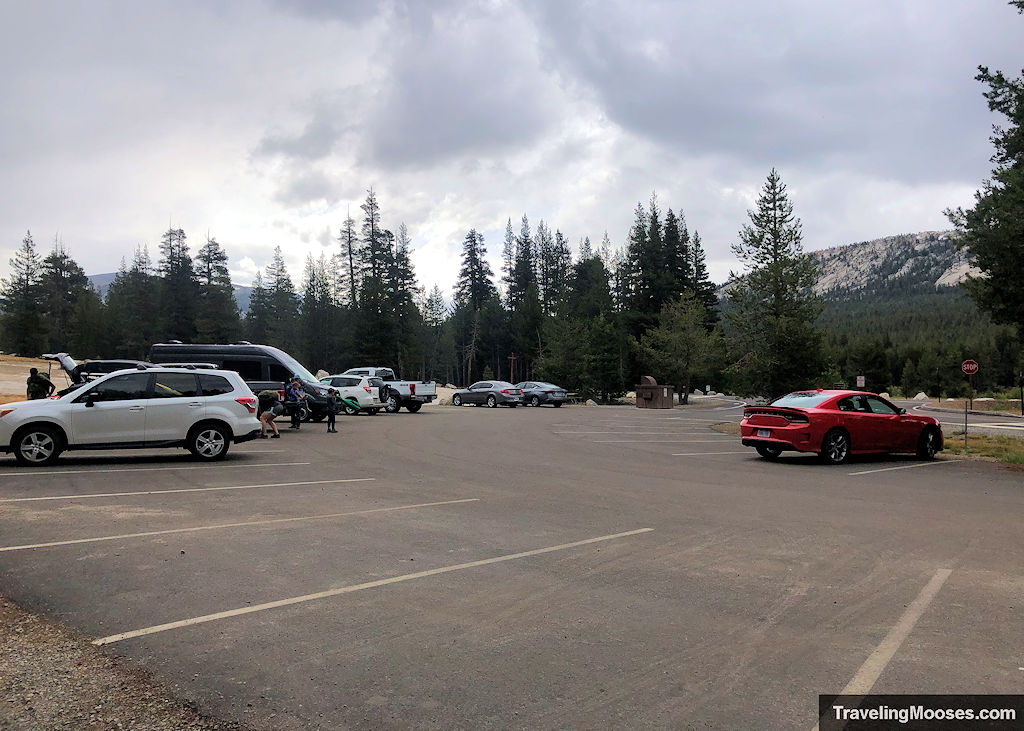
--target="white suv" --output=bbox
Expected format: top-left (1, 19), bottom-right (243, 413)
top-left (0, 367), bottom-right (262, 466)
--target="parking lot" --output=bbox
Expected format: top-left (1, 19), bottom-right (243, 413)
top-left (1, 403), bottom-right (1022, 728)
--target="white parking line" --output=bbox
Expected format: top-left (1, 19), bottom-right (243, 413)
top-left (555, 430), bottom-right (714, 435)
top-left (593, 439), bottom-right (736, 443)
top-left (92, 527), bottom-right (653, 645)
top-left (810, 568), bottom-right (953, 730)
top-left (848, 461), bottom-right (962, 476)
top-left (0, 477), bottom-right (376, 503)
top-left (0, 497), bottom-right (478, 552)
top-left (0, 461), bottom-right (311, 478)
top-left (671, 451), bottom-right (750, 456)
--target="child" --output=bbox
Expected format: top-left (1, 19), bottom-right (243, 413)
top-left (257, 389), bottom-right (281, 439)
top-left (326, 387), bottom-right (340, 433)
top-left (286, 377), bottom-right (305, 430)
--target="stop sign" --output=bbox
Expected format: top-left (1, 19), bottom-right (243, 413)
top-left (962, 360), bottom-right (979, 375)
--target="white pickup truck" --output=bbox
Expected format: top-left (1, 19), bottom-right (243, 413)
top-left (340, 367), bottom-right (437, 413)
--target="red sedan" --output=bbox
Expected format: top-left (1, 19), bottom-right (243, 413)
top-left (740, 390), bottom-right (943, 464)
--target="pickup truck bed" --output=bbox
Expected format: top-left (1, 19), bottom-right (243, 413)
top-left (340, 367), bottom-right (437, 413)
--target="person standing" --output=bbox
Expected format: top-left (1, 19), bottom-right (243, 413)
top-left (286, 377), bottom-right (306, 430)
top-left (326, 387), bottom-right (339, 433)
top-left (26, 368), bottom-right (55, 400)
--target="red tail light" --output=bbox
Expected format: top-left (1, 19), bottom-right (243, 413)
top-left (235, 397), bottom-right (257, 414)
top-left (501, 389), bottom-right (510, 394)
top-left (363, 386), bottom-right (372, 393)
top-left (409, 383), bottom-right (416, 395)
top-left (544, 390), bottom-right (553, 394)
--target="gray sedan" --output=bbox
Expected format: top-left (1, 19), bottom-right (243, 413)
top-left (451, 381), bottom-right (523, 408)
top-left (515, 381), bottom-right (567, 407)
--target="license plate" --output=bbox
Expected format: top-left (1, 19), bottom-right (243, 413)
top-left (757, 429), bottom-right (771, 438)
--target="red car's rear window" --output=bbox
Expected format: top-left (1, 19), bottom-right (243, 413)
top-left (771, 392), bottom-right (833, 408)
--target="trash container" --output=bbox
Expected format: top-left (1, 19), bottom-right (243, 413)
top-left (635, 376), bottom-right (674, 409)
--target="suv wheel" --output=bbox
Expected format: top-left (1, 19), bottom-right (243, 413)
top-left (188, 424), bottom-right (230, 461)
top-left (296, 403), bottom-right (312, 422)
top-left (13, 425), bottom-right (62, 466)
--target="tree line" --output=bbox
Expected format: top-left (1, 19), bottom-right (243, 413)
top-left (2, 159), bottom-right (1020, 400)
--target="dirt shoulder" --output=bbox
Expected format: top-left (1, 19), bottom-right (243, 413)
top-left (0, 595), bottom-right (246, 730)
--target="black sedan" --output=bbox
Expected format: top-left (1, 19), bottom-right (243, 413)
top-left (515, 381), bottom-right (567, 407)
top-left (451, 381), bottom-right (523, 408)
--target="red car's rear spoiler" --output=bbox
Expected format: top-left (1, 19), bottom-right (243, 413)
top-left (742, 406), bottom-right (811, 423)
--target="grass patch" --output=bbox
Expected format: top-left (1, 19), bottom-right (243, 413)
top-left (942, 431), bottom-right (1024, 465)
top-left (710, 422), bottom-right (741, 436)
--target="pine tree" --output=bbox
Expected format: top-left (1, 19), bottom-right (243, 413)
top-left (245, 271), bottom-right (270, 343)
top-left (194, 235), bottom-right (239, 342)
top-left (534, 220), bottom-right (555, 313)
top-left (264, 246), bottom-right (300, 350)
top-left (500, 217), bottom-right (516, 299)
top-left (947, 2), bottom-right (1024, 340)
top-left (691, 232), bottom-right (719, 326)
top-left (454, 229), bottom-right (497, 311)
top-left (389, 222), bottom-right (423, 375)
top-left (727, 169), bottom-right (825, 398)
top-left (662, 209), bottom-right (691, 299)
top-left (0, 231), bottom-right (46, 356)
top-left (157, 227), bottom-right (199, 341)
top-left (338, 213), bottom-right (360, 307)
top-left (68, 286), bottom-right (109, 358)
top-left (508, 215), bottom-right (536, 307)
top-left (40, 239), bottom-right (89, 352)
top-left (300, 254), bottom-right (333, 369)
top-left (106, 246), bottom-right (160, 357)
top-left (579, 236), bottom-right (593, 261)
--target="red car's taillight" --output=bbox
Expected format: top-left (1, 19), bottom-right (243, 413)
top-left (235, 397), bottom-right (257, 414)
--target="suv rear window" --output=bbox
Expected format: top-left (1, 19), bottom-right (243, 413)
top-left (368, 377), bottom-right (384, 387)
top-left (199, 374), bottom-right (234, 396)
top-left (771, 392), bottom-right (834, 408)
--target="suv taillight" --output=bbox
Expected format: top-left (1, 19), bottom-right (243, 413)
top-left (235, 397), bottom-right (257, 414)
top-left (364, 386), bottom-right (372, 393)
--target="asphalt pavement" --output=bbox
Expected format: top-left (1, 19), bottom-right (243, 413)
top-left (0, 403), bottom-right (1021, 729)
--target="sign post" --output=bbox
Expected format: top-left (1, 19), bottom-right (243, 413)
top-left (961, 360), bottom-right (979, 448)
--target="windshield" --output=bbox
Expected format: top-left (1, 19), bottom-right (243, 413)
top-left (771, 392), bottom-right (834, 408)
top-left (267, 347), bottom-right (317, 383)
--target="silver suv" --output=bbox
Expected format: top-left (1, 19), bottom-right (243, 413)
top-left (0, 367), bottom-right (262, 466)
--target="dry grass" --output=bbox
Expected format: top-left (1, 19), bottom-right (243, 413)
top-left (710, 422), bottom-right (741, 435)
top-left (0, 393), bottom-right (24, 405)
top-left (931, 399), bottom-right (1023, 415)
top-left (943, 432), bottom-right (1024, 465)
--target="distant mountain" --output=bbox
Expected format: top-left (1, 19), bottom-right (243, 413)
top-left (87, 274), bottom-right (253, 312)
top-left (718, 230), bottom-right (976, 300)
top-left (809, 231), bottom-right (977, 299)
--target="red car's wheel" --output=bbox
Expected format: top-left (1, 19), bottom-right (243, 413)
top-left (820, 429), bottom-right (850, 465)
top-left (916, 427), bottom-right (940, 460)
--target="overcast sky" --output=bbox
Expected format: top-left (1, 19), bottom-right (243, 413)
top-left (1, 0), bottom-right (1020, 293)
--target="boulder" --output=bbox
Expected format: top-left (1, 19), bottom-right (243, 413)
top-left (625, 391), bottom-right (636, 399)
top-left (946, 397), bottom-right (956, 402)
top-left (976, 397), bottom-right (995, 402)
top-left (879, 392), bottom-right (890, 399)
top-left (913, 392), bottom-right (928, 401)
top-left (315, 369), bottom-right (329, 379)
top-left (585, 399), bottom-right (598, 407)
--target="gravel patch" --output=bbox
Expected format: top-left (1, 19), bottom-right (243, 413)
top-left (0, 595), bottom-right (247, 730)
